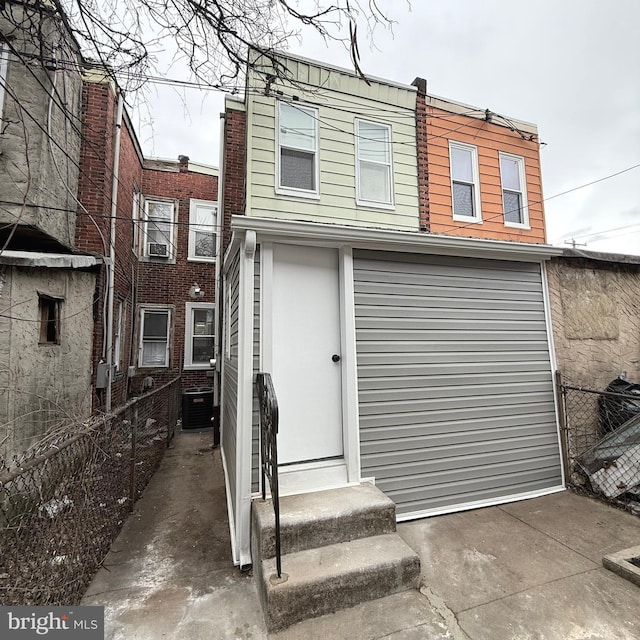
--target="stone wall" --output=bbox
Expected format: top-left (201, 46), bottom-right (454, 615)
top-left (0, 4), bottom-right (83, 249)
top-left (547, 253), bottom-right (640, 390)
top-left (0, 266), bottom-right (96, 462)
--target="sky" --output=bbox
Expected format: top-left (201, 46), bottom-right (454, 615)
top-left (130, 0), bottom-right (640, 255)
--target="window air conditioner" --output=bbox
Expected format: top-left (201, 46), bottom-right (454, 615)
top-left (148, 242), bottom-right (168, 257)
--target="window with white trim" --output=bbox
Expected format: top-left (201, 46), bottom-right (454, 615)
top-left (0, 43), bottom-right (8, 126)
top-left (277, 102), bottom-right (318, 196)
top-left (184, 303), bottom-right (215, 369)
top-left (143, 198), bottom-right (176, 259)
top-left (114, 301), bottom-right (125, 372)
top-left (449, 141), bottom-right (481, 222)
top-left (132, 188), bottom-right (141, 251)
top-left (500, 152), bottom-right (529, 227)
top-left (355, 119), bottom-right (393, 207)
top-left (188, 199), bottom-right (217, 262)
top-left (139, 307), bottom-right (171, 368)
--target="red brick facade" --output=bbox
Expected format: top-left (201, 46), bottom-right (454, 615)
top-left (220, 104), bottom-right (247, 256)
top-left (77, 80), bottom-right (218, 410)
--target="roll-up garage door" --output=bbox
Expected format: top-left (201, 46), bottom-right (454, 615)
top-left (354, 250), bottom-right (563, 518)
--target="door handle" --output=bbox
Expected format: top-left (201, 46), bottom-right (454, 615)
top-left (332, 354), bottom-right (341, 363)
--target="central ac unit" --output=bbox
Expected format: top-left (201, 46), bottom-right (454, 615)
top-left (148, 242), bottom-right (168, 257)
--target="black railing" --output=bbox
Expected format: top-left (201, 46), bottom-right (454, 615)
top-left (256, 372), bottom-right (282, 578)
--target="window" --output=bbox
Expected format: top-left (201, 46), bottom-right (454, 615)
top-left (449, 141), bottom-right (481, 222)
top-left (500, 153), bottom-right (529, 227)
top-left (114, 301), bottom-right (125, 372)
top-left (139, 308), bottom-right (171, 368)
top-left (355, 119), bottom-right (393, 207)
top-left (0, 43), bottom-right (8, 126)
top-left (39, 295), bottom-right (62, 345)
top-left (277, 102), bottom-right (319, 196)
top-left (184, 303), bottom-right (215, 369)
top-left (188, 199), bottom-right (217, 262)
top-left (132, 188), bottom-right (141, 251)
top-left (143, 198), bottom-right (176, 259)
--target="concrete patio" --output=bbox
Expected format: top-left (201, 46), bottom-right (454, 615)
top-left (82, 430), bottom-right (640, 639)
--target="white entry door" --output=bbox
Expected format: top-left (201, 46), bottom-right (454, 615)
top-left (271, 243), bottom-right (344, 465)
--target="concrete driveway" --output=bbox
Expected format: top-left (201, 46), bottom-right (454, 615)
top-left (82, 431), bottom-right (640, 639)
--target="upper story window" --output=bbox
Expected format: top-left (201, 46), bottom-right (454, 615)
top-left (143, 198), bottom-right (176, 259)
top-left (449, 141), bottom-right (481, 222)
top-left (277, 102), bottom-right (319, 197)
top-left (0, 43), bottom-right (8, 126)
top-left (500, 153), bottom-right (529, 228)
top-left (355, 119), bottom-right (393, 207)
top-left (139, 307), bottom-right (171, 368)
top-left (184, 303), bottom-right (215, 370)
top-left (188, 199), bottom-right (217, 262)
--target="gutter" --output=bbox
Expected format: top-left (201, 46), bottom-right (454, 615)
top-left (230, 216), bottom-right (564, 263)
top-left (105, 93), bottom-right (124, 412)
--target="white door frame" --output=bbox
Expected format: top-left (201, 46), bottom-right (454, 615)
top-left (260, 241), bottom-right (361, 490)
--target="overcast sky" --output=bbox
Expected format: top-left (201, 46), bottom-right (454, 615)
top-left (131, 0), bottom-right (640, 255)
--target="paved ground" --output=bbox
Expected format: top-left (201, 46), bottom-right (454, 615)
top-left (82, 430), bottom-right (640, 639)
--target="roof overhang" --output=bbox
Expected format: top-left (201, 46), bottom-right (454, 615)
top-left (228, 216), bottom-right (563, 264)
top-left (0, 251), bottom-right (102, 269)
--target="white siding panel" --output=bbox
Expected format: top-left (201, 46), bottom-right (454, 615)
top-left (354, 250), bottom-right (563, 517)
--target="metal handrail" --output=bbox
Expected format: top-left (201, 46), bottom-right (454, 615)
top-left (256, 372), bottom-right (282, 578)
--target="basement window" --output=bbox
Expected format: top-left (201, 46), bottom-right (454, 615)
top-left (39, 295), bottom-right (62, 345)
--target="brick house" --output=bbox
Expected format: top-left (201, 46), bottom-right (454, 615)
top-left (218, 51), bottom-right (564, 571)
top-left (77, 73), bottom-right (219, 413)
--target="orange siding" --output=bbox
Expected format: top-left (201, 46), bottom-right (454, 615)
top-left (426, 106), bottom-right (546, 244)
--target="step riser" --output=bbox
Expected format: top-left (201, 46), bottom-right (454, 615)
top-left (262, 552), bottom-right (420, 631)
top-left (251, 484), bottom-right (421, 631)
top-left (254, 501), bottom-right (396, 559)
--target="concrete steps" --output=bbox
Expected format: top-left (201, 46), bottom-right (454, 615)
top-left (251, 483), bottom-right (420, 631)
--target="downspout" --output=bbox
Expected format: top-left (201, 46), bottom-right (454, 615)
top-left (213, 113), bottom-right (226, 412)
top-left (105, 92), bottom-right (124, 412)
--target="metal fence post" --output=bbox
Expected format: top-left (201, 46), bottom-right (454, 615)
top-left (555, 370), bottom-right (571, 480)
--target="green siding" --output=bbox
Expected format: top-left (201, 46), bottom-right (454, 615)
top-left (246, 56), bottom-right (419, 232)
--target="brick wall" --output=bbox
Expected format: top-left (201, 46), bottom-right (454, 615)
top-left (413, 79), bottom-right (430, 232)
top-left (221, 105), bottom-right (247, 255)
top-left (134, 166), bottom-right (218, 393)
top-left (77, 79), bottom-right (218, 409)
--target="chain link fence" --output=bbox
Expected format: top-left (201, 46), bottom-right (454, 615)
top-left (557, 372), bottom-right (640, 514)
top-left (0, 376), bottom-right (181, 606)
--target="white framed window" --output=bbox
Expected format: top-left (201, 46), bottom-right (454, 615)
top-left (184, 302), bottom-right (215, 370)
top-left (143, 198), bottom-right (176, 259)
top-left (0, 43), bottom-right (8, 126)
top-left (355, 119), bottom-right (393, 207)
top-left (114, 301), bottom-right (124, 372)
top-left (449, 141), bottom-right (482, 222)
top-left (188, 199), bottom-right (217, 262)
top-left (277, 101), bottom-right (319, 197)
top-left (139, 307), bottom-right (171, 368)
top-left (132, 188), bottom-right (141, 252)
top-left (500, 152), bottom-right (529, 228)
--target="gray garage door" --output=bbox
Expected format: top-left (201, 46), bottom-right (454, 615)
top-left (354, 250), bottom-right (563, 518)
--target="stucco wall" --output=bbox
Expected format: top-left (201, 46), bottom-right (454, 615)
top-left (0, 5), bottom-right (82, 248)
top-left (547, 256), bottom-right (640, 389)
top-left (0, 266), bottom-right (95, 462)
